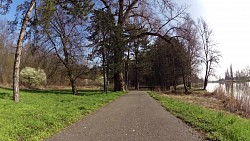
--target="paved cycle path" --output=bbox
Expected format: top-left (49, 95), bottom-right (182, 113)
top-left (47, 91), bottom-right (204, 141)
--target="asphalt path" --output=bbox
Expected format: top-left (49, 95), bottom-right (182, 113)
top-left (47, 91), bottom-right (204, 141)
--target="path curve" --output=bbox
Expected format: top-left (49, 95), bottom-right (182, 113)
top-left (47, 91), bottom-right (204, 141)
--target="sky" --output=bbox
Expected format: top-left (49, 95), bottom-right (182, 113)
top-left (183, 0), bottom-right (250, 78)
top-left (1, 0), bottom-right (250, 79)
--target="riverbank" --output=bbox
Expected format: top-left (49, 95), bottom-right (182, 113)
top-left (153, 88), bottom-right (250, 118)
top-left (149, 92), bottom-right (250, 141)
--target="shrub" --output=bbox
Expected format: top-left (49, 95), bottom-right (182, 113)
top-left (20, 67), bottom-right (47, 87)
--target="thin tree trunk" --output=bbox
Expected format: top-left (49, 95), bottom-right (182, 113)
top-left (102, 48), bottom-right (108, 93)
top-left (103, 65), bottom-right (107, 93)
top-left (203, 60), bottom-right (211, 90)
top-left (134, 48), bottom-right (139, 90)
top-left (187, 47), bottom-right (192, 89)
top-left (13, 0), bottom-right (36, 102)
top-left (70, 77), bottom-right (77, 95)
top-left (135, 71), bottom-right (139, 90)
top-left (187, 68), bottom-right (192, 88)
top-left (182, 74), bottom-right (188, 93)
top-left (124, 48), bottom-right (130, 91)
top-left (104, 69), bottom-right (108, 93)
top-left (106, 54), bottom-right (110, 93)
top-left (203, 63), bottom-right (209, 90)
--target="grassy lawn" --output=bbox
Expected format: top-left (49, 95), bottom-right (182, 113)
top-left (149, 92), bottom-right (250, 141)
top-left (0, 88), bottom-right (124, 141)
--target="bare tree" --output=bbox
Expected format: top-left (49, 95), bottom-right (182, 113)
top-left (38, 1), bottom-right (92, 95)
top-left (13, 0), bottom-right (36, 102)
top-left (197, 18), bottom-right (221, 90)
top-left (0, 20), bottom-right (16, 85)
top-left (176, 15), bottom-right (200, 89)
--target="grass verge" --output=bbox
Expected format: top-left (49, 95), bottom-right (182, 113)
top-left (149, 92), bottom-right (250, 141)
top-left (0, 88), bottom-right (124, 141)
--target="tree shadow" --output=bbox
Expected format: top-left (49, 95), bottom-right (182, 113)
top-left (21, 89), bottom-right (105, 96)
top-left (0, 92), bottom-right (12, 99)
top-left (0, 87), bottom-right (106, 96)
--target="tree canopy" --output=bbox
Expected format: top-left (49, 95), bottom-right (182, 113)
top-left (0, 0), bottom-right (221, 101)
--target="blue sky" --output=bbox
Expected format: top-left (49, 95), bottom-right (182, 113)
top-left (0, 1), bottom-right (23, 20)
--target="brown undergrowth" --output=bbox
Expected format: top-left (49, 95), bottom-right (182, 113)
top-left (212, 87), bottom-right (250, 117)
top-left (159, 89), bottom-right (250, 118)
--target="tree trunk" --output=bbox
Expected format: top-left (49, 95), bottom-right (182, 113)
top-left (70, 77), bottom-right (77, 95)
top-left (135, 72), bottom-right (139, 90)
top-left (187, 68), bottom-right (192, 88)
top-left (103, 69), bottom-right (108, 93)
top-left (114, 71), bottom-right (124, 91)
top-left (203, 73), bottom-right (208, 90)
top-left (124, 49), bottom-right (130, 91)
top-left (134, 48), bottom-right (139, 90)
top-left (102, 49), bottom-right (108, 94)
top-left (113, 38), bottom-right (125, 92)
top-left (103, 65), bottom-right (107, 93)
top-left (203, 61), bottom-right (209, 90)
top-left (182, 74), bottom-right (188, 93)
top-left (13, 0), bottom-right (36, 102)
top-left (187, 48), bottom-right (192, 89)
top-left (203, 76), bottom-right (208, 90)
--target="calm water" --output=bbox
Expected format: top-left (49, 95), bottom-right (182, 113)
top-left (206, 82), bottom-right (250, 97)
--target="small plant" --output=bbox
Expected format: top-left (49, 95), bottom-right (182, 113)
top-left (20, 67), bottom-right (47, 88)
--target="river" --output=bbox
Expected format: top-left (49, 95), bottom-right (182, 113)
top-left (206, 82), bottom-right (250, 97)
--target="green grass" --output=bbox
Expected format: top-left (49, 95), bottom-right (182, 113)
top-left (149, 92), bottom-right (250, 141)
top-left (0, 88), bottom-right (124, 141)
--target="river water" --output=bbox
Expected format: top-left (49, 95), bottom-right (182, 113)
top-left (206, 82), bottom-right (250, 97)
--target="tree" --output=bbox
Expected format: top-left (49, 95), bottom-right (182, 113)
top-left (197, 18), bottom-right (221, 90)
top-left (0, 20), bottom-right (15, 85)
top-left (96, 0), bottom-right (187, 91)
top-left (38, 0), bottom-right (93, 95)
top-left (225, 68), bottom-right (230, 80)
top-left (230, 64), bottom-right (233, 81)
top-left (131, 37), bottom-right (149, 90)
top-left (136, 36), bottom-right (187, 91)
top-left (13, 0), bottom-right (36, 102)
top-left (176, 15), bottom-right (200, 89)
top-left (88, 9), bottom-right (116, 93)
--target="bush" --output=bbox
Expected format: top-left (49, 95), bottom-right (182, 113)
top-left (20, 67), bottom-right (47, 87)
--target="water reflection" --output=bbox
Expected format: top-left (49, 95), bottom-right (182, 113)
top-left (207, 82), bottom-right (250, 114)
top-left (207, 82), bottom-right (250, 97)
